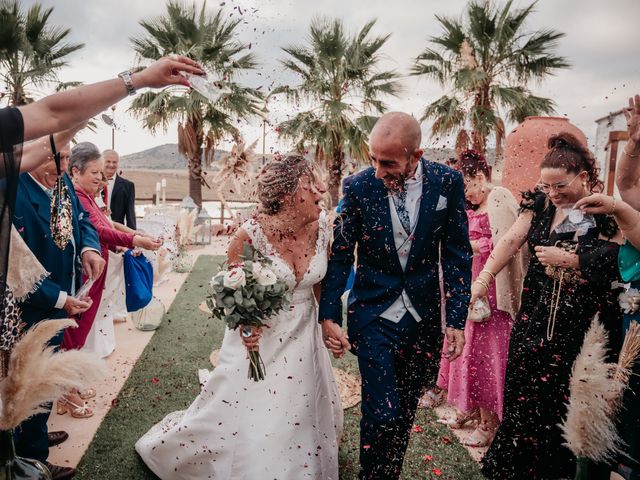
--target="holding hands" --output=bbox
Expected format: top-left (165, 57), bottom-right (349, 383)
top-left (321, 320), bottom-right (351, 358)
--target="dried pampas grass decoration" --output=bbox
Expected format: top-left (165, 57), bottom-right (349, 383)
top-left (176, 208), bottom-right (199, 247)
top-left (0, 318), bottom-right (107, 430)
top-left (561, 318), bottom-right (626, 463)
top-left (153, 246), bottom-right (172, 285)
top-left (615, 321), bottom-right (640, 387)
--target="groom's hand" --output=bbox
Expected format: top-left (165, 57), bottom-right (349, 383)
top-left (444, 327), bottom-right (465, 361)
top-left (321, 320), bottom-right (351, 358)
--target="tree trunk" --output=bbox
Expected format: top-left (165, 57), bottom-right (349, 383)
top-left (180, 116), bottom-right (205, 208)
top-left (328, 147), bottom-right (345, 208)
top-left (188, 152), bottom-right (203, 208)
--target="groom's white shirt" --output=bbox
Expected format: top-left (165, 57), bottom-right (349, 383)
top-left (379, 161), bottom-right (423, 323)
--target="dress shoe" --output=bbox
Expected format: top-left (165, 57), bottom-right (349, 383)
top-left (47, 430), bottom-right (69, 447)
top-left (44, 462), bottom-right (76, 480)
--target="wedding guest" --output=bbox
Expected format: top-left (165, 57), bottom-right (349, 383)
top-left (102, 149), bottom-right (136, 228)
top-left (435, 150), bottom-right (525, 447)
top-left (575, 93), bottom-right (640, 479)
top-left (12, 142), bottom-right (102, 479)
top-left (472, 133), bottom-right (623, 479)
top-left (63, 142), bottom-right (161, 352)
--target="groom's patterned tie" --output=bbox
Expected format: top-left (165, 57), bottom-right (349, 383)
top-left (393, 189), bottom-right (411, 234)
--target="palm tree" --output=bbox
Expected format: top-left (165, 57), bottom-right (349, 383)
top-left (274, 17), bottom-right (401, 204)
top-left (0, 0), bottom-right (84, 106)
top-left (130, 1), bottom-right (262, 207)
top-left (412, 0), bottom-right (569, 157)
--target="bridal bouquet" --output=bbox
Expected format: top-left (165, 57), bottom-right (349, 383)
top-left (206, 242), bottom-right (291, 381)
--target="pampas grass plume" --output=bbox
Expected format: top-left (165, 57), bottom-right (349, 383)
top-left (561, 318), bottom-right (626, 462)
top-left (0, 318), bottom-right (107, 430)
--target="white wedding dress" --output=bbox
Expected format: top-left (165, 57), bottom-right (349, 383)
top-left (136, 211), bottom-right (343, 479)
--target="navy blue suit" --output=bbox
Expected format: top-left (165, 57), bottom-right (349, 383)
top-left (319, 159), bottom-right (472, 479)
top-left (12, 172), bottom-right (99, 463)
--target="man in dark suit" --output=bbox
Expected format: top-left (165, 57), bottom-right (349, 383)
top-left (102, 149), bottom-right (136, 228)
top-left (12, 143), bottom-right (104, 480)
top-left (319, 112), bottom-right (472, 479)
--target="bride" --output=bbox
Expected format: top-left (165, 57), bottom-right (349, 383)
top-left (136, 155), bottom-right (343, 479)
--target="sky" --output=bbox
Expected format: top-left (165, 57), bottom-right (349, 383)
top-left (13, 0), bottom-right (640, 156)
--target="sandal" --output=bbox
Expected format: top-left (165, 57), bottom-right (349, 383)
top-left (438, 408), bottom-right (480, 429)
top-left (418, 389), bottom-right (446, 409)
top-left (56, 396), bottom-right (93, 418)
top-left (79, 388), bottom-right (96, 400)
top-left (463, 423), bottom-right (498, 447)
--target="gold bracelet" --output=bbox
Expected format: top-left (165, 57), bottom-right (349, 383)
top-left (610, 198), bottom-right (617, 215)
top-left (475, 278), bottom-right (490, 291)
top-left (480, 269), bottom-right (496, 281)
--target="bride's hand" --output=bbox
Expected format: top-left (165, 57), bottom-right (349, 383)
top-left (321, 320), bottom-right (351, 358)
top-left (240, 325), bottom-right (263, 352)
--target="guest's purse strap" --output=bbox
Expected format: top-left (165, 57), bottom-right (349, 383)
top-left (49, 135), bottom-right (73, 249)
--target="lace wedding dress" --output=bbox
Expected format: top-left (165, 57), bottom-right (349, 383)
top-left (136, 211), bottom-right (343, 479)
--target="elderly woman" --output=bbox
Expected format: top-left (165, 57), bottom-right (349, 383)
top-left (62, 142), bottom-right (161, 351)
top-left (473, 133), bottom-right (623, 479)
top-left (58, 142), bottom-right (160, 417)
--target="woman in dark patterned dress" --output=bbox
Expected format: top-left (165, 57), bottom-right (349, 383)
top-left (470, 133), bottom-right (623, 479)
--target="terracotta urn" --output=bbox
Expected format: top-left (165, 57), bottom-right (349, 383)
top-left (502, 116), bottom-right (588, 201)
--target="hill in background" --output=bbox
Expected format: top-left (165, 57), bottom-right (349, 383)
top-left (119, 144), bottom-right (498, 202)
top-left (120, 143), bottom-right (493, 170)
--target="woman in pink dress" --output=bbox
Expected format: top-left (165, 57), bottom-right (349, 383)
top-left (436, 150), bottom-right (525, 447)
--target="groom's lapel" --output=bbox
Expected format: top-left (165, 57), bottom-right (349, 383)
top-left (369, 176), bottom-right (402, 271)
top-left (407, 159), bottom-right (439, 269)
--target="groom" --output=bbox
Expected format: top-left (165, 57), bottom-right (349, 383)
top-left (319, 112), bottom-right (472, 479)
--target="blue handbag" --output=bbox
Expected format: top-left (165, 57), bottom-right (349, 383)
top-left (123, 250), bottom-right (154, 312)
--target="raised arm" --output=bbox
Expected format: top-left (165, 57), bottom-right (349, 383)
top-left (616, 94), bottom-right (640, 209)
top-left (470, 210), bottom-right (533, 304)
top-left (18, 56), bottom-right (202, 142)
top-left (20, 124), bottom-right (85, 172)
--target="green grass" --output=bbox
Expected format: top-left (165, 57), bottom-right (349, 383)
top-left (76, 255), bottom-right (483, 479)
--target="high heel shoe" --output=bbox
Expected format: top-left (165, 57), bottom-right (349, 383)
top-left (463, 423), bottom-right (498, 447)
top-left (417, 388), bottom-right (446, 409)
top-left (438, 408), bottom-right (480, 429)
top-left (79, 388), bottom-right (96, 400)
top-left (56, 396), bottom-right (94, 418)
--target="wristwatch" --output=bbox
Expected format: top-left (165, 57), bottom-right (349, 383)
top-left (118, 70), bottom-right (136, 96)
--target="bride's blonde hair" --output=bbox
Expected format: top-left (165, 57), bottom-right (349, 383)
top-left (257, 155), bottom-right (323, 215)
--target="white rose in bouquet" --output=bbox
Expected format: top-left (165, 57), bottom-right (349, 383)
top-left (252, 262), bottom-right (277, 286)
top-left (223, 266), bottom-right (246, 289)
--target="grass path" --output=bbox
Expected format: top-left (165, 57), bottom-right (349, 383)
top-left (76, 255), bottom-right (483, 479)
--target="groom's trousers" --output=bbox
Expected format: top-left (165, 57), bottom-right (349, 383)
top-left (354, 312), bottom-right (442, 480)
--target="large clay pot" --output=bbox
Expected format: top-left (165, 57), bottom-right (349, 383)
top-left (502, 116), bottom-right (588, 201)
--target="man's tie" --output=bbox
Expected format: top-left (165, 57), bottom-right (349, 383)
top-left (393, 189), bottom-right (411, 234)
